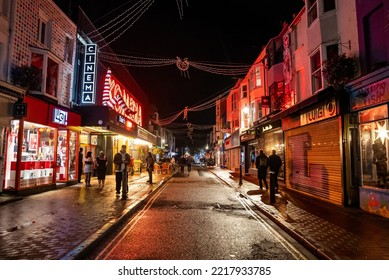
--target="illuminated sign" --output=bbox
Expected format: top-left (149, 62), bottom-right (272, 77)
top-left (102, 69), bottom-right (143, 126)
top-left (300, 99), bottom-right (337, 126)
top-left (53, 108), bottom-right (68, 125)
top-left (82, 44), bottom-right (97, 104)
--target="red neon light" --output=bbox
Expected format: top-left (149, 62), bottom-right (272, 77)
top-left (103, 69), bottom-right (142, 126)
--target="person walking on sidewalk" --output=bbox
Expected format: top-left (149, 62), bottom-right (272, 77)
top-left (255, 149), bottom-right (268, 190)
top-left (83, 151), bottom-right (93, 187)
top-left (146, 152), bottom-right (154, 185)
top-left (78, 147), bottom-right (83, 183)
top-left (179, 155), bottom-right (186, 173)
top-left (268, 149), bottom-right (282, 191)
top-left (95, 151), bottom-right (108, 188)
top-left (114, 145), bottom-right (131, 200)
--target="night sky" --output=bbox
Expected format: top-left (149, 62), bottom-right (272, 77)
top-left (55, 0), bottom-right (304, 144)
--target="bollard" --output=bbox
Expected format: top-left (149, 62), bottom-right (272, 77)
top-left (269, 171), bottom-right (276, 203)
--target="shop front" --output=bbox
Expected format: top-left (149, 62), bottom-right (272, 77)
top-left (348, 68), bottom-right (389, 217)
top-left (283, 98), bottom-right (343, 205)
top-left (240, 129), bottom-right (256, 175)
top-left (255, 119), bottom-right (284, 180)
top-left (3, 96), bottom-right (81, 195)
top-left (0, 81), bottom-right (25, 194)
top-left (225, 130), bottom-right (240, 172)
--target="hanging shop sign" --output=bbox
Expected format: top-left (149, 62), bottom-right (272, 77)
top-left (82, 44), bottom-right (97, 104)
top-left (52, 108), bottom-right (68, 125)
top-left (255, 120), bottom-right (281, 134)
top-left (102, 69), bottom-right (143, 126)
top-left (350, 76), bottom-right (389, 111)
top-left (300, 99), bottom-right (337, 126)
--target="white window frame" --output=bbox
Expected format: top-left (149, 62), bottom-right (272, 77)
top-left (38, 10), bottom-right (51, 48)
top-left (310, 50), bottom-right (323, 94)
top-left (30, 47), bottom-right (62, 100)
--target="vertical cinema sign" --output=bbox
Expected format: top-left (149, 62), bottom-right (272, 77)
top-left (82, 44), bottom-right (97, 104)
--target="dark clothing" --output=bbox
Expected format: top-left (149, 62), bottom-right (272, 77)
top-left (115, 170), bottom-right (128, 196)
top-left (186, 157), bottom-right (192, 172)
top-left (95, 156), bottom-right (107, 180)
top-left (255, 153), bottom-right (268, 190)
top-left (146, 154), bottom-right (154, 184)
top-left (179, 156), bottom-right (186, 173)
top-left (113, 151), bottom-right (131, 198)
top-left (78, 150), bottom-right (83, 183)
top-left (268, 154), bottom-right (282, 189)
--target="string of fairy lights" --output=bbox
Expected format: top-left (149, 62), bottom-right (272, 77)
top-left (98, 52), bottom-right (251, 76)
top-left (85, 0), bottom-right (246, 140)
top-left (155, 87), bottom-right (229, 127)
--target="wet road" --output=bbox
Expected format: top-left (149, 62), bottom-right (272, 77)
top-left (89, 168), bottom-right (314, 260)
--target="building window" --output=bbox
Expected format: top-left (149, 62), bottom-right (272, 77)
top-left (37, 11), bottom-right (51, 48)
top-left (64, 36), bottom-right (74, 64)
top-left (0, 0), bottom-right (9, 17)
top-left (255, 67), bottom-right (262, 87)
top-left (310, 50), bottom-right (322, 94)
top-left (241, 85), bottom-right (247, 98)
top-left (307, 0), bottom-right (318, 26)
top-left (30, 48), bottom-right (60, 99)
top-left (323, 0), bottom-right (336, 12)
top-left (326, 44), bottom-right (339, 61)
top-left (232, 91), bottom-right (238, 111)
top-left (364, 4), bottom-right (387, 72)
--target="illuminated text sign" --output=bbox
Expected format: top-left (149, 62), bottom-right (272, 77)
top-left (102, 69), bottom-right (143, 126)
top-left (82, 44), bottom-right (97, 104)
top-left (53, 108), bottom-right (68, 125)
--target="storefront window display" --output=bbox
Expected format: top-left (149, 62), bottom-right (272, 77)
top-left (56, 130), bottom-right (77, 181)
top-left (258, 129), bottom-right (285, 179)
top-left (359, 105), bottom-right (389, 188)
top-left (5, 121), bottom-right (55, 189)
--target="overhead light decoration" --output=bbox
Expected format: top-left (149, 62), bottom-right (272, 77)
top-left (375, 121), bottom-right (389, 143)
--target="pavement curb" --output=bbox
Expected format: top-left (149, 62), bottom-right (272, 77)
top-left (209, 169), bottom-right (333, 260)
top-left (61, 173), bottom-right (174, 260)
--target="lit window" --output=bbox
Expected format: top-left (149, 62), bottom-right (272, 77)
top-left (30, 47), bottom-right (60, 99)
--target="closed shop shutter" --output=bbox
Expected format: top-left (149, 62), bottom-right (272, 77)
top-left (285, 117), bottom-right (343, 205)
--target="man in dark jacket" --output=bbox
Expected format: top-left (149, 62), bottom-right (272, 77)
top-left (113, 145), bottom-right (131, 200)
top-left (267, 149), bottom-right (282, 190)
top-left (255, 149), bottom-right (268, 190)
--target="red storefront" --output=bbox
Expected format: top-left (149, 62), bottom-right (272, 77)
top-left (3, 95), bottom-right (81, 195)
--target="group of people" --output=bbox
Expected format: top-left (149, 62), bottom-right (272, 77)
top-left (178, 155), bottom-right (192, 173)
top-left (78, 147), bottom-right (108, 188)
top-left (78, 145), bottom-right (155, 201)
top-left (255, 149), bottom-right (282, 191)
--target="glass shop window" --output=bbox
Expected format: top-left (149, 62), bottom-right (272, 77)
top-left (359, 105), bottom-right (389, 188)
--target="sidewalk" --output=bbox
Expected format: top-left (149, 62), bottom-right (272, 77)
top-left (2, 167), bottom-right (389, 260)
top-left (210, 167), bottom-right (389, 260)
top-left (0, 171), bottom-right (172, 260)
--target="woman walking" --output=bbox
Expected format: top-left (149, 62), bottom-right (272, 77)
top-left (84, 151), bottom-right (93, 187)
top-left (95, 151), bottom-right (108, 188)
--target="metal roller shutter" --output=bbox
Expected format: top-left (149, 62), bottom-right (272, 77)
top-left (285, 117), bottom-right (343, 205)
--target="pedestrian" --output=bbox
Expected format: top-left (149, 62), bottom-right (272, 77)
top-left (255, 149), bottom-right (268, 190)
top-left (268, 149), bottom-right (282, 191)
top-left (179, 155), bottom-right (186, 173)
top-left (78, 147), bottom-right (83, 183)
top-left (186, 154), bottom-right (192, 172)
top-left (95, 151), bottom-right (108, 188)
top-left (113, 145), bottom-right (131, 200)
top-left (83, 151), bottom-right (93, 187)
top-left (170, 157), bottom-right (176, 171)
top-left (145, 152), bottom-right (154, 184)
